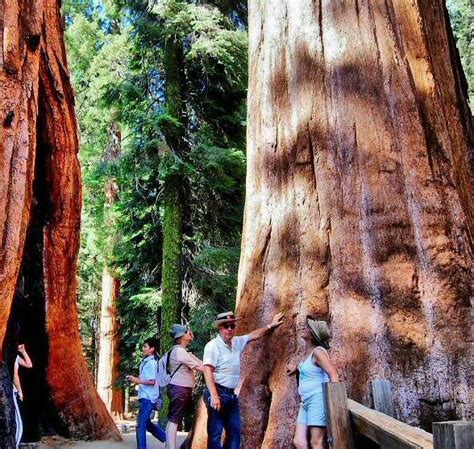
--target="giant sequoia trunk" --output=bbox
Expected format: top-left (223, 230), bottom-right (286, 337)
top-left (190, 1), bottom-right (473, 448)
top-left (0, 1), bottom-right (120, 444)
top-left (236, 0), bottom-right (473, 447)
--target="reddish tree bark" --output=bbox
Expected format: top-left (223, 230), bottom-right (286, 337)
top-left (97, 136), bottom-right (125, 419)
top-left (190, 1), bottom-right (472, 448)
top-left (97, 267), bottom-right (124, 420)
top-left (0, 1), bottom-right (120, 444)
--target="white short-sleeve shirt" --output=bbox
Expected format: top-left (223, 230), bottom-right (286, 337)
top-left (138, 355), bottom-right (159, 401)
top-left (203, 334), bottom-right (250, 389)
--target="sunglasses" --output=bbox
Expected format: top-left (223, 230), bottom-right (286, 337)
top-left (222, 323), bottom-right (236, 330)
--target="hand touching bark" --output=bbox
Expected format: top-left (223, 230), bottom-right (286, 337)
top-left (248, 312), bottom-right (285, 342)
top-left (286, 362), bottom-right (298, 376)
top-left (268, 312), bottom-right (284, 330)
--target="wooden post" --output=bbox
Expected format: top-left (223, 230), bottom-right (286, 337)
top-left (371, 379), bottom-right (395, 418)
top-left (323, 382), bottom-right (355, 449)
top-left (433, 421), bottom-right (474, 449)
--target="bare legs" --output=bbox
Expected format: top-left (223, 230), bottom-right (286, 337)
top-left (309, 427), bottom-right (327, 449)
top-left (293, 425), bottom-right (327, 449)
top-left (166, 421), bottom-right (178, 449)
top-left (293, 424), bottom-right (308, 449)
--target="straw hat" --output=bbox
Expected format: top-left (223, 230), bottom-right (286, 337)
top-left (215, 311), bottom-right (242, 327)
top-left (306, 317), bottom-right (331, 349)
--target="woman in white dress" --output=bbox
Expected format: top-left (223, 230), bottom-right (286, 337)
top-left (13, 344), bottom-right (33, 448)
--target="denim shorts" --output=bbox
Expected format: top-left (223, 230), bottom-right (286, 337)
top-left (297, 390), bottom-right (327, 426)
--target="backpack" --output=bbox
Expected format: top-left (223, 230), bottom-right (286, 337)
top-left (153, 346), bottom-right (183, 410)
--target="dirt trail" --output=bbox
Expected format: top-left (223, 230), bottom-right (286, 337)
top-left (37, 433), bottom-right (187, 448)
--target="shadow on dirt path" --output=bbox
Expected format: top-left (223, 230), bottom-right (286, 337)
top-left (36, 432), bottom-right (187, 448)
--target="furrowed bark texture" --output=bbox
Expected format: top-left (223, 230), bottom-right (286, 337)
top-left (0, 1), bottom-right (120, 444)
top-left (234, 1), bottom-right (473, 447)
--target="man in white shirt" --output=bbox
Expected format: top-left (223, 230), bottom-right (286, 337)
top-left (127, 338), bottom-right (166, 449)
top-left (203, 311), bottom-right (284, 449)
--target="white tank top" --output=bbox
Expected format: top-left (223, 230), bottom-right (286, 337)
top-left (298, 347), bottom-right (330, 400)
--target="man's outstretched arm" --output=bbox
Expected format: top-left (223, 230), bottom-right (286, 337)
top-left (247, 312), bottom-right (284, 342)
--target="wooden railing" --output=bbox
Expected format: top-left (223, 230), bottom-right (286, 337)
top-left (323, 382), bottom-right (473, 449)
top-left (348, 399), bottom-right (433, 448)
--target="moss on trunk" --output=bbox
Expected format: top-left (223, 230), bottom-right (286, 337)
top-left (160, 35), bottom-right (187, 353)
top-left (161, 174), bottom-right (184, 351)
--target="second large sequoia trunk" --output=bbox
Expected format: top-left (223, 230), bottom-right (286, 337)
top-left (0, 1), bottom-right (120, 444)
top-left (233, 1), bottom-right (473, 448)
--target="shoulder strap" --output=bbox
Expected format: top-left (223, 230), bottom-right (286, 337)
top-left (311, 347), bottom-right (329, 366)
top-left (304, 348), bottom-right (318, 361)
top-left (166, 346), bottom-right (183, 379)
top-left (170, 363), bottom-right (183, 379)
top-left (315, 346), bottom-right (329, 356)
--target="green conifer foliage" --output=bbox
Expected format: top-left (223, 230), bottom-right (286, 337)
top-left (65, 0), bottom-right (247, 380)
top-left (448, 0), bottom-right (474, 105)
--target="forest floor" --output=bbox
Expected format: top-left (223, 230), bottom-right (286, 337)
top-left (37, 432), bottom-right (187, 448)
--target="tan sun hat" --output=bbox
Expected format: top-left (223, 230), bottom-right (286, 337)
top-left (306, 317), bottom-right (331, 349)
top-left (215, 311), bottom-right (242, 327)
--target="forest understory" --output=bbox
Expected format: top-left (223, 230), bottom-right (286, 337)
top-left (0, 0), bottom-right (472, 448)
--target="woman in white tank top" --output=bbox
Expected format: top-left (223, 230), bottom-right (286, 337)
top-left (288, 319), bottom-right (339, 449)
